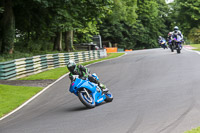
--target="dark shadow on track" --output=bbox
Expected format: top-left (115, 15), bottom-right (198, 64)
top-left (65, 106), bottom-right (89, 112)
top-left (65, 101), bottom-right (108, 112)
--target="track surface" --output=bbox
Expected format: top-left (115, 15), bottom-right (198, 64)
top-left (1, 48), bottom-right (200, 133)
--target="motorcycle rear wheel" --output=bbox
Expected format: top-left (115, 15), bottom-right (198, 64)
top-left (78, 88), bottom-right (95, 108)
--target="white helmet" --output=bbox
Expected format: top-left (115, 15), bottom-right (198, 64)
top-left (67, 60), bottom-right (76, 72)
top-left (174, 26), bottom-right (179, 31)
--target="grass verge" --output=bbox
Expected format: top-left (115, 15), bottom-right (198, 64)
top-left (19, 53), bottom-right (125, 80)
top-left (0, 84), bottom-right (43, 117)
top-left (185, 127), bottom-right (200, 133)
top-left (190, 44), bottom-right (200, 51)
top-left (19, 67), bottom-right (69, 80)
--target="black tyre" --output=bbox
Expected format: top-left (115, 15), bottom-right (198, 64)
top-left (104, 91), bottom-right (113, 102)
top-left (78, 88), bottom-right (95, 108)
top-left (177, 46), bottom-right (181, 54)
top-left (170, 45), bottom-right (174, 52)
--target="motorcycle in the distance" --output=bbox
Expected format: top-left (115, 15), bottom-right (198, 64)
top-left (172, 34), bottom-right (183, 54)
top-left (69, 74), bottom-right (113, 108)
top-left (159, 39), bottom-right (168, 49)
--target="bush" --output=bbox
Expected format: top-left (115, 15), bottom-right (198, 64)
top-left (15, 39), bottom-right (53, 53)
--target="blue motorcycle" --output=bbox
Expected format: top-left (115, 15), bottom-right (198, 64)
top-left (69, 74), bottom-right (113, 108)
top-left (172, 34), bottom-right (183, 54)
top-left (159, 39), bottom-right (168, 49)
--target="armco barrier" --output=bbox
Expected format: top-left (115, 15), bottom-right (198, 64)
top-left (0, 49), bottom-right (107, 80)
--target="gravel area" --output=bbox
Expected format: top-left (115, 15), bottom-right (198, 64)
top-left (0, 79), bottom-right (56, 87)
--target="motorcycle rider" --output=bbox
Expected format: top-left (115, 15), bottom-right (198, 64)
top-left (167, 32), bottom-right (173, 41)
top-left (167, 32), bottom-right (174, 50)
top-left (158, 36), bottom-right (168, 48)
top-left (158, 36), bottom-right (163, 43)
top-left (67, 60), bottom-right (108, 92)
top-left (172, 26), bottom-right (184, 45)
top-left (158, 36), bottom-right (163, 46)
top-left (172, 26), bottom-right (183, 39)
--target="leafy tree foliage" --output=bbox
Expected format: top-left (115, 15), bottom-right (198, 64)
top-left (0, 0), bottom-right (114, 54)
top-left (100, 0), bottom-right (170, 49)
top-left (3, 0), bottom-right (199, 55)
top-left (170, 0), bottom-right (200, 43)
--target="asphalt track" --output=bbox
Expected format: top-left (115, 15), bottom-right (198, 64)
top-left (1, 48), bottom-right (200, 133)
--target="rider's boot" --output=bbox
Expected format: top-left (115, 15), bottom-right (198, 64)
top-left (99, 83), bottom-right (109, 92)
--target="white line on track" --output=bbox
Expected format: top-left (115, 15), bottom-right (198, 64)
top-left (0, 52), bottom-right (127, 121)
top-left (183, 47), bottom-right (200, 55)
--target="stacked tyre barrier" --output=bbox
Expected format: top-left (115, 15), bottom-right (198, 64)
top-left (0, 49), bottom-right (107, 80)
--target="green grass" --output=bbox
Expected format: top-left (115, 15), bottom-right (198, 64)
top-left (81, 53), bottom-right (125, 66)
top-left (19, 53), bottom-right (125, 80)
top-left (185, 127), bottom-right (200, 133)
top-left (19, 67), bottom-right (69, 80)
top-left (190, 44), bottom-right (200, 51)
top-left (0, 84), bottom-right (42, 117)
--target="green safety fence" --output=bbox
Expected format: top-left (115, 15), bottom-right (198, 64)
top-left (0, 49), bottom-right (107, 80)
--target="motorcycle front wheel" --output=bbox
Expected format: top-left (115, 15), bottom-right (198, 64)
top-left (78, 88), bottom-right (95, 108)
top-left (170, 45), bottom-right (174, 52)
top-left (104, 91), bottom-right (113, 102)
top-left (177, 46), bottom-right (181, 54)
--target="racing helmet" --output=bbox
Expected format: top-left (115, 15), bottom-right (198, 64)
top-left (67, 60), bottom-right (76, 72)
top-left (174, 26), bottom-right (179, 32)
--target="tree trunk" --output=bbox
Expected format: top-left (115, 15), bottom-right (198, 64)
top-left (53, 32), bottom-right (62, 51)
top-left (0, 1), bottom-right (4, 52)
top-left (53, 33), bottom-right (58, 51)
top-left (58, 32), bottom-right (62, 51)
top-left (64, 31), bottom-right (70, 52)
top-left (1, 0), bottom-right (15, 54)
top-left (65, 30), bottom-right (73, 52)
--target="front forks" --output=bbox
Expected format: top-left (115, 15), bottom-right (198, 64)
top-left (81, 88), bottom-right (93, 103)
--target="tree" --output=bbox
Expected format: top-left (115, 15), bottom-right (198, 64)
top-left (0, 0), bottom-right (114, 54)
top-left (100, 0), bottom-right (170, 49)
top-left (62, 0), bottom-right (114, 51)
top-left (1, 0), bottom-right (15, 54)
top-left (99, 0), bottom-right (138, 49)
top-left (169, 0), bottom-right (200, 42)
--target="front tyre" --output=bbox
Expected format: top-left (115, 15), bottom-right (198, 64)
top-left (104, 91), bottom-right (113, 102)
top-left (177, 46), bottom-right (181, 54)
top-left (78, 88), bottom-right (95, 108)
top-left (170, 45), bottom-right (174, 52)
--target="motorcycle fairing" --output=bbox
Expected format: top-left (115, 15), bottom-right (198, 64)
top-left (69, 78), bottom-right (106, 104)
